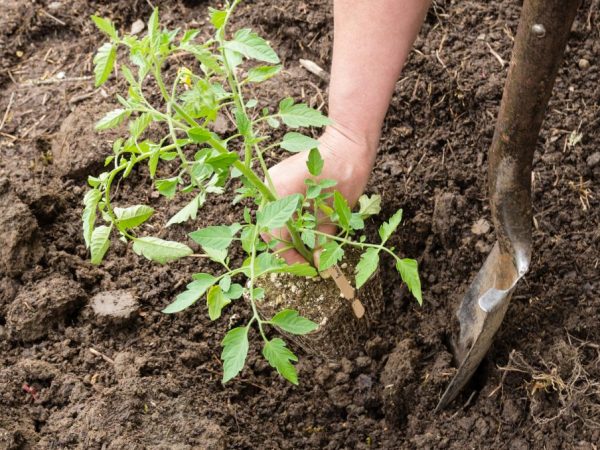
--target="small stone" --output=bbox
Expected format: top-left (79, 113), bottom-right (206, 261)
top-left (476, 33), bottom-right (486, 41)
top-left (586, 152), bottom-right (600, 168)
top-left (130, 19), bottom-right (145, 35)
top-left (47, 1), bottom-right (62, 10)
top-left (91, 290), bottom-right (138, 321)
top-left (471, 218), bottom-right (491, 235)
top-left (475, 240), bottom-right (491, 254)
top-left (578, 58), bottom-right (590, 70)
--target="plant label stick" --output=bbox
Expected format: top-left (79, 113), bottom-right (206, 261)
top-left (322, 265), bottom-right (365, 319)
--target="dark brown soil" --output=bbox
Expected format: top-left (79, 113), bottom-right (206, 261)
top-left (1, 0), bottom-right (599, 449)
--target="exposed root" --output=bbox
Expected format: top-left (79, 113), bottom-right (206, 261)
top-left (499, 336), bottom-right (600, 428)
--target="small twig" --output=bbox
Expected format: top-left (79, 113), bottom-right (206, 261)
top-left (299, 59), bottom-right (330, 83)
top-left (486, 42), bottom-right (506, 68)
top-left (69, 90), bottom-right (97, 104)
top-left (20, 115), bottom-right (46, 138)
top-left (0, 92), bottom-right (15, 131)
top-left (89, 348), bottom-right (115, 364)
top-left (39, 9), bottom-right (66, 26)
top-left (19, 75), bottom-right (92, 87)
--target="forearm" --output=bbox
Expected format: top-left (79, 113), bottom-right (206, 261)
top-left (329, 0), bottom-right (431, 150)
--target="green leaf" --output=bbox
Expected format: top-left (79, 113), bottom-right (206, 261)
top-left (189, 224), bottom-right (240, 250)
top-left (114, 205), bottom-right (154, 229)
top-left (278, 98), bottom-right (330, 128)
top-left (91, 15), bottom-right (118, 41)
top-left (269, 263), bottom-right (318, 277)
top-left (280, 132), bottom-right (319, 153)
top-left (95, 108), bottom-right (127, 131)
top-left (187, 126), bottom-right (214, 143)
top-left (379, 209), bottom-right (403, 243)
top-left (132, 237), bottom-right (193, 264)
top-left (162, 274), bottom-right (217, 313)
top-left (333, 191), bottom-right (351, 230)
top-left (257, 194), bottom-right (302, 230)
top-left (224, 283), bottom-right (244, 300)
top-left (301, 230), bottom-right (315, 249)
top-left (355, 248), bottom-right (379, 289)
top-left (206, 152), bottom-right (238, 171)
top-left (396, 258), bottom-right (422, 304)
top-left (224, 28), bottom-right (280, 64)
top-left (93, 42), bottom-right (116, 87)
top-left (349, 213), bottom-right (365, 230)
top-left (90, 225), bottom-right (112, 265)
top-left (271, 309), bottom-right (318, 335)
top-left (166, 195), bottom-right (202, 226)
top-left (317, 241), bottom-right (344, 272)
top-left (129, 113), bottom-right (152, 139)
top-left (262, 338), bottom-right (298, 385)
top-left (82, 189), bottom-right (102, 248)
top-left (221, 326), bottom-right (249, 383)
top-left (358, 194), bottom-right (382, 218)
top-left (247, 65), bottom-right (281, 83)
top-left (147, 8), bottom-right (159, 43)
top-left (208, 7), bottom-right (227, 29)
top-left (207, 285), bottom-right (231, 320)
top-left (306, 148), bottom-right (324, 176)
top-left (155, 177), bottom-right (178, 198)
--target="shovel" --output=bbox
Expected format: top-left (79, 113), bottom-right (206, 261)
top-left (436, 0), bottom-right (581, 411)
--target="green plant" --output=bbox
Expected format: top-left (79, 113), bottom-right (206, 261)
top-left (84, 2), bottom-right (421, 385)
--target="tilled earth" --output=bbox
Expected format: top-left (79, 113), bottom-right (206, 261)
top-left (0, 0), bottom-right (599, 448)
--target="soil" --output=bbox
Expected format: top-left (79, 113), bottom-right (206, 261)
top-left (1, 0), bottom-right (599, 449)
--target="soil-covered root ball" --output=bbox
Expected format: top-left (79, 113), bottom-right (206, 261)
top-left (254, 248), bottom-right (383, 359)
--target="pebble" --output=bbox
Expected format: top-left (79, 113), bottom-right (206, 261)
top-left (578, 58), bottom-right (590, 70)
top-left (471, 218), bottom-right (491, 235)
top-left (586, 152), bottom-right (600, 168)
top-left (130, 19), bottom-right (145, 35)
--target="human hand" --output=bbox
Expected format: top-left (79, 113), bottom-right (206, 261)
top-left (266, 124), bottom-right (377, 264)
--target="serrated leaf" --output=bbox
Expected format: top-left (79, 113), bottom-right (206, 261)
top-left (162, 274), bottom-right (217, 313)
top-left (278, 98), bottom-right (330, 128)
top-left (187, 126), bottom-right (214, 143)
top-left (90, 225), bottom-right (112, 265)
top-left (155, 177), bottom-right (178, 198)
top-left (224, 28), bottom-right (280, 64)
top-left (355, 248), bottom-right (379, 289)
top-left (82, 189), bottom-right (102, 248)
top-left (333, 191), bottom-right (351, 230)
top-left (221, 326), bottom-right (249, 383)
top-left (114, 204), bottom-right (154, 229)
top-left (280, 132), bottom-right (319, 153)
top-left (207, 285), bottom-right (231, 320)
top-left (91, 15), bottom-right (118, 40)
top-left (257, 194), bottom-right (302, 230)
top-left (358, 194), bottom-right (382, 218)
top-left (166, 195), bottom-right (202, 226)
top-left (379, 209), bottom-right (403, 243)
top-left (306, 148), bottom-right (324, 176)
top-left (189, 224), bottom-right (240, 250)
top-left (262, 338), bottom-right (298, 385)
top-left (206, 152), bottom-right (238, 171)
top-left (129, 113), bottom-right (152, 139)
top-left (132, 237), bottom-right (193, 264)
top-left (301, 230), bottom-right (316, 249)
top-left (95, 108), bottom-right (127, 131)
top-left (317, 241), bottom-right (344, 272)
top-left (209, 7), bottom-right (227, 30)
top-left (349, 213), bottom-right (365, 230)
top-left (93, 42), bottom-right (116, 87)
top-left (396, 258), bottom-right (422, 304)
top-left (271, 309), bottom-right (318, 335)
top-left (247, 65), bottom-right (281, 83)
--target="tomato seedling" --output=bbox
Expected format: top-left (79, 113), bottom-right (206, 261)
top-left (84, 1), bottom-right (421, 384)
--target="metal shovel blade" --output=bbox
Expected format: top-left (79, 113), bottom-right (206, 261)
top-left (435, 242), bottom-right (529, 411)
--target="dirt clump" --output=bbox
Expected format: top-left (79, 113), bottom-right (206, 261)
top-left (5, 275), bottom-right (86, 342)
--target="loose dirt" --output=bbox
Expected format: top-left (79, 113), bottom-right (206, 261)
top-left (0, 0), bottom-right (598, 448)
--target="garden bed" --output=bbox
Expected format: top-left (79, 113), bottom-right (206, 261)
top-left (0, 0), bottom-right (598, 448)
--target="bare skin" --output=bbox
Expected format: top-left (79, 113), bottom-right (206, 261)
top-left (268, 0), bottom-right (431, 264)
